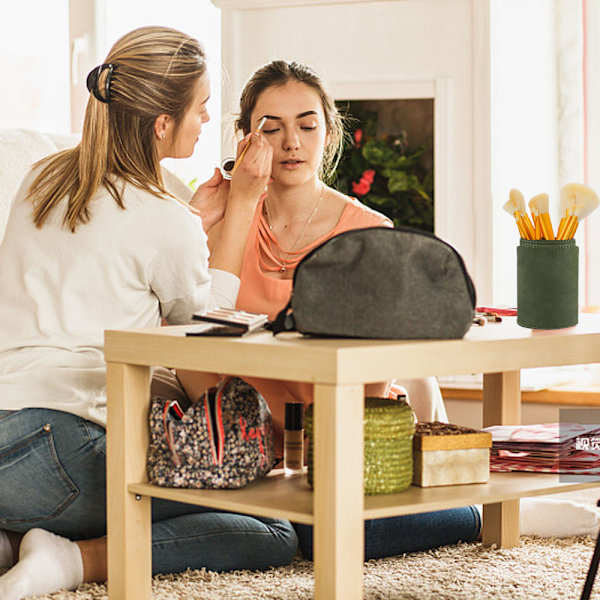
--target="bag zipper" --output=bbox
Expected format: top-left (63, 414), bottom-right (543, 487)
top-left (204, 377), bottom-right (229, 465)
top-left (291, 226), bottom-right (476, 308)
top-left (162, 402), bottom-right (181, 467)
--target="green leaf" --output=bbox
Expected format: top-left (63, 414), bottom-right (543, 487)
top-left (387, 172), bottom-right (420, 194)
top-left (361, 140), bottom-right (397, 167)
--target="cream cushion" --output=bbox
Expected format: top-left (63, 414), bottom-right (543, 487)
top-left (0, 129), bottom-right (63, 241)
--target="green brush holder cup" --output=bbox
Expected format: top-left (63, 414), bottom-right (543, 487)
top-left (517, 238), bottom-right (578, 330)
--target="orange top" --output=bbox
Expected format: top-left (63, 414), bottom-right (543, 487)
top-left (236, 198), bottom-right (391, 457)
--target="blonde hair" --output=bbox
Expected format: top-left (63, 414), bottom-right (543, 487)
top-left (235, 60), bottom-right (344, 184)
top-left (28, 26), bottom-right (207, 231)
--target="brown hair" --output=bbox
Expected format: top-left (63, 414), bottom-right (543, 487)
top-left (235, 60), bottom-right (344, 183)
top-left (28, 26), bottom-right (207, 231)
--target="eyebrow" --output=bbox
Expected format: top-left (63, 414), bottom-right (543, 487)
top-left (261, 110), bottom-right (318, 121)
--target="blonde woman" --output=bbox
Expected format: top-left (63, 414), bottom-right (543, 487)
top-left (178, 61), bottom-right (479, 562)
top-left (0, 28), bottom-right (297, 600)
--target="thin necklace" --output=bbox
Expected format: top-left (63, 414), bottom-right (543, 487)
top-left (264, 184), bottom-right (324, 272)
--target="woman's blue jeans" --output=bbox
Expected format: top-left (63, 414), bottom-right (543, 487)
top-left (295, 506), bottom-right (481, 561)
top-left (0, 408), bottom-right (298, 575)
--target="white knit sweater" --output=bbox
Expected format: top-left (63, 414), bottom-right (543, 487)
top-left (0, 170), bottom-right (239, 426)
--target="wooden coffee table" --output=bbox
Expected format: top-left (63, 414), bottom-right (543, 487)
top-left (104, 314), bottom-right (600, 599)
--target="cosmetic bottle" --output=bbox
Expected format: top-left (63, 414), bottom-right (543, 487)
top-left (284, 403), bottom-right (304, 476)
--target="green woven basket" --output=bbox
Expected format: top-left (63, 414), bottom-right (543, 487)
top-left (305, 397), bottom-right (415, 495)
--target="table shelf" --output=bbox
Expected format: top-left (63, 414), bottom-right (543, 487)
top-left (129, 470), bottom-right (600, 525)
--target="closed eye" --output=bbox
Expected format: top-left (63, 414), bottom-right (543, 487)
top-left (262, 128), bottom-right (280, 134)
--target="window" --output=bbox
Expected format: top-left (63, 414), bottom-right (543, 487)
top-left (2, 1), bottom-right (221, 190)
top-left (1, 0), bottom-right (71, 132)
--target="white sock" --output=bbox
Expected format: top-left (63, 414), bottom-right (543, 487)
top-left (0, 530), bottom-right (13, 569)
top-left (520, 498), bottom-right (600, 538)
top-left (0, 528), bottom-right (83, 600)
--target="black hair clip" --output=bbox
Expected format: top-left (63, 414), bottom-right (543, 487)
top-left (86, 63), bottom-right (115, 104)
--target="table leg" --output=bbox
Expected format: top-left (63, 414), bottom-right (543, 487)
top-left (482, 371), bottom-right (521, 548)
top-left (106, 362), bottom-right (153, 600)
top-left (313, 383), bottom-right (364, 600)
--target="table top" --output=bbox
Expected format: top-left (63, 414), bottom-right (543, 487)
top-left (104, 314), bottom-right (600, 384)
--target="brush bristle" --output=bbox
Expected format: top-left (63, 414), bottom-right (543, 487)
top-left (560, 183), bottom-right (596, 216)
top-left (504, 188), bottom-right (525, 215)
top-left (529, 193), bottom-right (549, 214)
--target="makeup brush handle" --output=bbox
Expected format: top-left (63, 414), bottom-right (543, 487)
top-left (230, 140), bottom-right (253, 176)
top-left (540, 213), bottom-right (554, 240)
top-left (230, 116), bottom-right (268, 176)
top-left (557, 216), bottom-right (568, 239)
top-left (565, 216), bottom-right (579, 239)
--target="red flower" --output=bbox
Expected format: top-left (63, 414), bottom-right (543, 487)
top-left (351, 179), bottom-right (371, 196)
top-left (362, 169), bottom-right (376, 184)
top-left (353, 129), bottom-right (363, 146)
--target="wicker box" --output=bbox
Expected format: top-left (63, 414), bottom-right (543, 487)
top-left (413, 422), bottom-right (492, 487)
top-left (306, 398), bottom-right (415, 495)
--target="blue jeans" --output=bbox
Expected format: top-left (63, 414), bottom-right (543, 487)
top-left (295, 506), bottom-right (481, 561)
top-left (0, 408), bottom-right (298, 574)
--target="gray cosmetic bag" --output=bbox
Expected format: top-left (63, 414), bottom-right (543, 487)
top-left (271, 227), bottom-right (476, 339)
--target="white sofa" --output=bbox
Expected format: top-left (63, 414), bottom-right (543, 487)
top-left (0, 129), bottom-right (77, 241)
top-left (0, 128), bottom-right (191, 243)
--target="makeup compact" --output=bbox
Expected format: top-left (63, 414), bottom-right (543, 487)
top-left (220, 157), bottom-right (236, 180)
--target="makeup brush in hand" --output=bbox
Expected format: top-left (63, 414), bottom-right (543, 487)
top-left (557, 183), bottom-right (599, 239)
top-left (503, 188), bottom-right (535, 239)
top-left (230, 116), bottom-right (268, 176)
top-left (528, 193), bottom-right (554, 240)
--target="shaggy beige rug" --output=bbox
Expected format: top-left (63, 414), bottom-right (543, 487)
top-left (20, 536), bottom-right (600, 600)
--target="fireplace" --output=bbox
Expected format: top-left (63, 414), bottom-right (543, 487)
top-left (330, 78), bottom-right (451, 238)
top-left (334, 97), bottom-right (434, 232)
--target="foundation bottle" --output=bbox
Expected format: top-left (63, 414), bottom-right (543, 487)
top-left (284, 403), bottom-right (304, 476)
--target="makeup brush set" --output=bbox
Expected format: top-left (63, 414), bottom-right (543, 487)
top-left (504, 183), bottom-right (599, 329)
top-left (503, 183), bottom-right (599, 240)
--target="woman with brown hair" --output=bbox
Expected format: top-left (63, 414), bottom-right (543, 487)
top-left (177, 60), bottom-right (479, 563)
top-left (0, 27), bottom-right (297, 599)
top-left (179, 60), bottom-right (448, 458)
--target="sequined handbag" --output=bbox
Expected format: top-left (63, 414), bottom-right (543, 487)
top-left (147, 376), bottom-right (275, 489)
